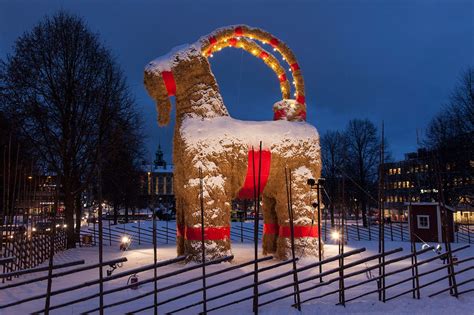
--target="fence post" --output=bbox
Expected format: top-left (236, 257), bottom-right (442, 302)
top-left (468, 216), bottom-right (471, 244)
top-left (44, 180), bottom-right (59, 314)
top-left (324, 207), bottom-right (328, 242)
top-left (152, 205), bottom-right (158, 315)
top-left (93, 220), bottom-right (96, 246)
top-left (252, 143), bottom-right (263, 314)
top-left (240, 217), bottom-right (243, 243)
top-left (410, 241), bottom-right (421, 299)
top-left (400, 208), bottom-right (404, 241)
top-left (138, 217), bottom-right (141, 246)
top-left (390, 220), bottom-right (393, 241)
top-left (338, 220), bottom-right (345, 306)
top-left (199, 168), bottom-right (207, 314)
top-left (286, 169), bottom-right (301, 310)
top-left (108, 218), bottom-right (112, 246)
top-left (356, 215), bottom-right (360, 241)
top-left (317, 181), bottom-right (323, 283)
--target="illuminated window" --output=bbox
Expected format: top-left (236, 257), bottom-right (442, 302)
top-left (417, 215), bottom-right (430, 229)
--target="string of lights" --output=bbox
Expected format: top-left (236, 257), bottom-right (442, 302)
top-left (200, 25), bottom-right (307, 121)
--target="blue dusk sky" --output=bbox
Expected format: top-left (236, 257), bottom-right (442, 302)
top-left (1, 0), bottom-right (473, 162)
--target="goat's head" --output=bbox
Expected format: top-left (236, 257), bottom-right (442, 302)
top-left (145, 25), bottom-right (309, 125)
top-left (144, 44), bottom-right (212, 126)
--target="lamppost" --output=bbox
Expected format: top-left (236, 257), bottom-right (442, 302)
top-left (307, 177), bottom-right (326, 281)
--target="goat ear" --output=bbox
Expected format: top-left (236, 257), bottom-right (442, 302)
top-left (144, 70), bottom-right (172, 126)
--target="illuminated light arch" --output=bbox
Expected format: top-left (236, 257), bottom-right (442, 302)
top-left (200, 25), bottom-right (306, 107)
top-left (203, 36), bottom-right (291, 99)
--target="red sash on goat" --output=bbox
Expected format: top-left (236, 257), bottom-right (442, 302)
top-left (238, 149), bottom-right (271, 199)
top-left (263, 223), bottom-right (319, 238)
top-left (279, 225), bottom-right (318, 238)
top-left (177, 225), bottom-right (230, 241)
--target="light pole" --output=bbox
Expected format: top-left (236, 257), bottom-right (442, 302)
top-left (308, 177), bottom-right (325, 281)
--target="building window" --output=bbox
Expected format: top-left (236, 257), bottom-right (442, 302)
top-left (166, 175), bottom-right (173, 194)
top-left (158, 176), bottom-right (164, 194)
top-left (416, 215), bottom-right (430, 229)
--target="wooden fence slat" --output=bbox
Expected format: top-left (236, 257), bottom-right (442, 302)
top-left (33, 256), bottom-right (231, 314)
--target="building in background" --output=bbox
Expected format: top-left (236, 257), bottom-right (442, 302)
top-left (384, 143), bottom-right (473, 223)
top-left (13, 173), bottom-right (64, 217)
top-left (140, 145), bottom-right (175, 211)
top-left (384, 148), bottom-right (438, 206)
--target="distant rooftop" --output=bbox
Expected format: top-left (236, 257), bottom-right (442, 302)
top-left (141, 164), bottom-right (174, 173)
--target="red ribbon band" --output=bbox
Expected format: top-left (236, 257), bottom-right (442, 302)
top-left (209, 36), bottom-right (217, 45)
top-left (234, 26), bottom-right (243, 36)
top-left (273, 109), bottom-right (286, 121)
top-left (270, 37), bottom-right (279, 48)
top-left (279, 225), bottom-right (319, 238)
top-left (263, 223), bottom-right (279, 234)
top-left (263, 224), bottom-right (318, 237)
top-left (278, 73), bottom-right (287, 82)
top-left (161, 71), bottom-right (176, 96)
top-left (237, 149), bottom-right (272, 199)
top-left (296, 94), bottom-right (305, 104)
top-left (290, 63), bottom-right (300, 71)
top-left (259, 51), bottom-right (269, 60)
top-left (176, 225), bottom-right (230, 241)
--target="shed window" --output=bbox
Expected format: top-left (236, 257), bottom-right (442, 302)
top-left (417, 215), bottom-right (430, 229)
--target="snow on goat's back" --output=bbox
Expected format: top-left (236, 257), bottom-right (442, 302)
top-left (181, 116), bottom-right (319, 157)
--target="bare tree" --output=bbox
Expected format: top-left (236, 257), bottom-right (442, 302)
top-left (101, 108), bottom-right (145, 225)
top-left (425, 67), bottom-right (474, 205)
top-left (321, 130), bottom-right (348, 226)
top-left (345, 119), bottom-right (381, 226)
top-left (1, 12), bottom-right (140, 247)
top-left (426, 67), bottom-right (474, 148)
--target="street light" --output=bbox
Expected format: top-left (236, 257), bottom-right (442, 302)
top-left (308, 177), bottom-right (326, 282)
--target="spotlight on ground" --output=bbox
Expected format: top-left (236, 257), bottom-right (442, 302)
top-left (331, 230), bottom-right (340, 241)
top-left (120, 236), bottom-right (131, 251)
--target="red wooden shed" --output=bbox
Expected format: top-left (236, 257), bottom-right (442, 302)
top-left (407, 202), bottom-right (455, 243)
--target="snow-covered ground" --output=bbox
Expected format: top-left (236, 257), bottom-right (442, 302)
top-left (1, 220), bottom-right (473, 315)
